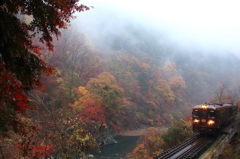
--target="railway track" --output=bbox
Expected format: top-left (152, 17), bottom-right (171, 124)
top-left (154, 133), bottom-right (215, 159)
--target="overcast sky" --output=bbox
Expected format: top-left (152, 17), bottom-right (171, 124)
top-left (78, 0), bottom-right (240, 54)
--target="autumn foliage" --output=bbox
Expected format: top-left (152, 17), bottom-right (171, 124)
top-left (128, 120), bottom-right (193, 158)
top-left (80, 100), bottom-right (106, 123)
top-left (2, 0), bottom-right (240, 158)
top-left (0, 0), bottom-right (91, 158)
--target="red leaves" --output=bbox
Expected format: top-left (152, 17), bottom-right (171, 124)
top-left (0, 60), bottom-right (30, 112)
top-left (31, 144), bottom-right (54, 157)
top-left (184, 114), bottom-right (192, 122)
top-left (10, 120), bottom-right (55, 158)
top-left (79, 99), bottom-right (106, 123)
top-left (14, 142), bottom-right (54, 158)
top-left (112, 124), bottom-right (122, 131)
top-left (80, 105), bottom-right (106, 123)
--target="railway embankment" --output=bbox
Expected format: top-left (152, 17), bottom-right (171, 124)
top-left (154, 119), bottom-right (238, 159)
top-left (199, 120), bottom-right (237, 159)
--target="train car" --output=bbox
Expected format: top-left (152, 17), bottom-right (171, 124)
top-left (192, 102), bottom-right (238, 134)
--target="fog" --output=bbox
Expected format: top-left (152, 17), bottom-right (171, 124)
top-left (68, 0), bottom-right (240, 103)
top-left (76, 0), bottom-right (240, 55)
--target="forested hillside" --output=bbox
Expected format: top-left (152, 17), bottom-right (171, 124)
top-left (29, 25), bottom-right (240, 157)
top-left (1, 0), bottom-right (240, 158)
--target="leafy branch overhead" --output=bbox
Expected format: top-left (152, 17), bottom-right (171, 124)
top-left (0, 0), bottom-right (91, 157)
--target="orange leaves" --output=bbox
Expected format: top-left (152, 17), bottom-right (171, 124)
top-left (127, 144), bottom-right (149, 159)
top-left (140, 62), bottom-right (150, 72)
top-left (127, 129), bottom-right (164, 159)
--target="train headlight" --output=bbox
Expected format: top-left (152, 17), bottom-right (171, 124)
top-left (208, 120), bottom-right (215, 125)
top-left (193, 119), bottom-right (200, 123)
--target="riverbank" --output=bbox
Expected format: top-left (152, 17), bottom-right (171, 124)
top-left (91, 136), bottom-right (140, 159)
top-left (91, 127), bottom-right (168, 158)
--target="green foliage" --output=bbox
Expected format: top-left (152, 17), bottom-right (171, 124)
top-left (86, 72), bottom-right (124, 109)
top-left (161, 119), bottom-right (193, 149)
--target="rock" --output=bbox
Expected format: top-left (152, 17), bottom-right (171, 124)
top-left (103, 136), bottom-right (117, 145)
top-left (87, 154), bottom-right (94, 159)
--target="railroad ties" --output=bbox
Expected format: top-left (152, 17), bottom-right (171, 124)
top-left (199, 121), bottom-right (237, 159)
top-left (154, 121), bottom-right (237, 159)
top-left (154, 133), bottom-right (215, 159)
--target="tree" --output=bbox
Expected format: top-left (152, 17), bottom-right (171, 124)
top-left (86, 72), bottom-right (124, 109)
top-left (28, 91), bottom-right (98, 158)
top-left (127, 128), bottom-right (164, 159)
top-left (169, 76), bottom-right (187, 104)
top-left (0, 0), bottom-right (90, 133)
top-left (161, 119), bottom-right (193, 149)
top-left (164, 62), bottom-right (176, 75)
top-left (152, 79), bottom-right (175, 107)
top-left (212, 82), bottom-right (228, 103)
top-left (128, 120), bottom-right (193, 158)
top-left (70, 86), bottom-right (91, 112)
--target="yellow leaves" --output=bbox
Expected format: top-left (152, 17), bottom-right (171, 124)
top-left (169, 76), bottom-right (186, 90)
top-left (86, 72), bottom-right (124, 108)
top-left (76, 134), bottom-right (90, 142)
top-left (70, 129), bottom-right (96, 147)
top-left (55, 69), bottom-right (63, 84)
top-left (76, 86), bottom-right (89, 96)
top-left (70, 86), bottom-right (91, 112)
top-left (131, 57), bottom-right (139, 64)
top-left (95, 72), bottom-right (116, 85)
top-left (55, 77), bottom-right (63, 84)
top-left (164, 62), bottom-right (176, 75)
top-left (156, 79), bottom-right (175, 101)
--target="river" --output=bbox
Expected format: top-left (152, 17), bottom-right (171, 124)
top-left (91, 136), bottom-right (139, 159)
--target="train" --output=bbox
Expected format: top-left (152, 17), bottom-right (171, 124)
top-left (192, 102), bottom-right (238, 134)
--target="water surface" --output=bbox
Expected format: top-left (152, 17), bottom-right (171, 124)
top-left (92, 136), bottom-right (139, 159)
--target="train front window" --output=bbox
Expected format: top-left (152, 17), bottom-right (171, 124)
top-left (208, 110), bottom-right (215, 118)
top-left (193, 110), bottom-right (199, 117)
top-left (202, 111), bottom-right (207, 118)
